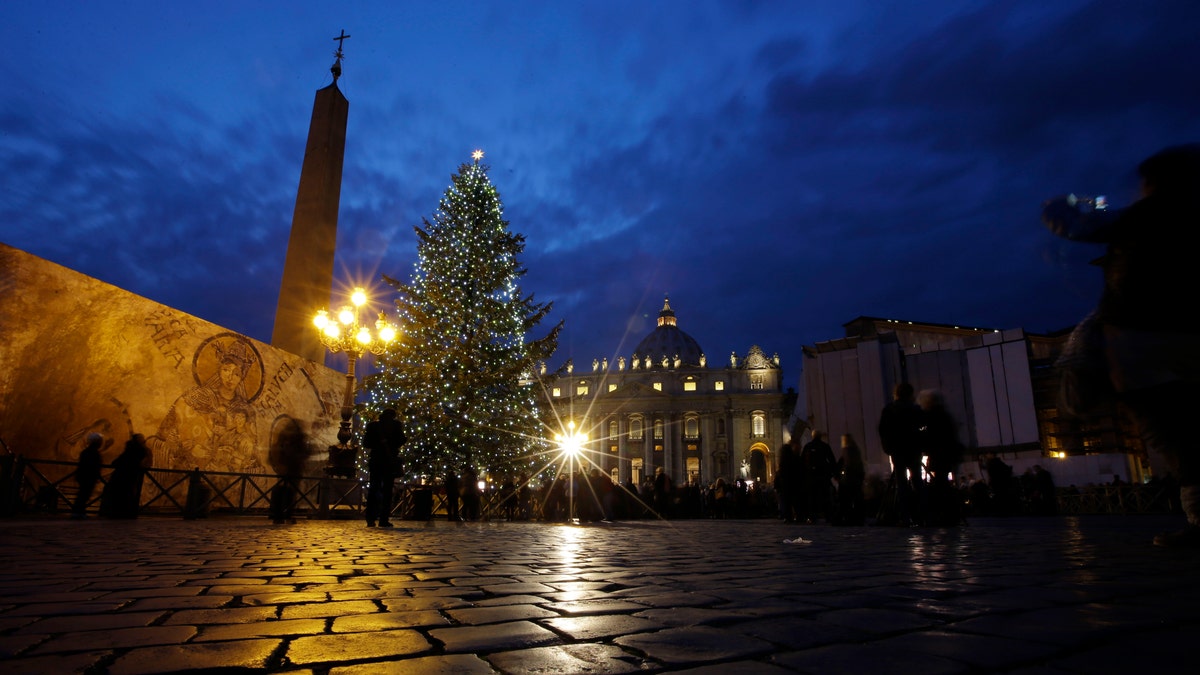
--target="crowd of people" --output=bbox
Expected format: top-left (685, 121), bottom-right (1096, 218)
top-left (56, 418), bottom-right (1175, 526)
top-left (430, 465), bottom-right (782, 523)
top-left (771, 384), bottom-right (968, 529)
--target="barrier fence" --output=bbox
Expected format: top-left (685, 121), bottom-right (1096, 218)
top-left (0, 456), bottom-right (549, 521)
top-left (1, 456), bottom-right (380, 520)
top-left (0, 454), bottom-right (1180, 521)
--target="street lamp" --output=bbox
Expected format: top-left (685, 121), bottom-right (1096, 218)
top-left (313, 287), bottom-right (397, 471)
top-left (555, 421), bottom-right (586, 522)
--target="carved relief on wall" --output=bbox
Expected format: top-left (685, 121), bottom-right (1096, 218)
top-left (1, 244), bottom-right (349, 477)
top-left (742, 345), bottom-right (773, 370)
top-left (146, 333), bottom-right (266, 473)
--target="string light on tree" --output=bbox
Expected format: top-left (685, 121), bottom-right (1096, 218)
top-left (365, 150), bottom-right (562, 482)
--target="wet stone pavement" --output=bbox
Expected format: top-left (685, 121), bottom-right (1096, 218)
top-left (1, 515), bottom-right (1199, 674)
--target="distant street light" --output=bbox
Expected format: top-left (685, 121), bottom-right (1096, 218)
top-left (313, 287), bottom-right (397, 474)
top-left (555, 420), bottom-right (586, 523)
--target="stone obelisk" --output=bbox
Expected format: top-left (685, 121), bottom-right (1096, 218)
top-left (271, 32), bottom-right (351, 363)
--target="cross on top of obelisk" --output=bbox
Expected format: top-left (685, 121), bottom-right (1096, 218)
top-left (331, 29), bottom-right (351, 81)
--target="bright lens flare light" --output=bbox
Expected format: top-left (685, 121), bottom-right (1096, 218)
top-left (312, 287), bottom-right (398, 357)
top-left (555, 421), bottom-right (586, 457)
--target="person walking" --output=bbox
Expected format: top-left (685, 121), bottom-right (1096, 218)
top-left (878, 382), bottom-right (925, 526)
top-left (1032, 465), bottom-right (1058, 516)
top-left (100, 433), bottom-right (150, 519)
top-left (652, 466), bottom-right (673, 518)
top-left (444, 468), bottom-right (461, 522)
top-left (775, 441), bottom-right (802, 523)
top-left (363, 408), bottom-right (405, 527)
top-left (71, 433), bottom-right (104, 519)
top-left (800, 431), bottom-right (837, 523)
top-left (461, 465), bottom-right (481, 521)
top-left (1043, 143), bottom-right (1200, 546)
top-left (267, 418), bottom-right (309, 525)
top-left (918, 390), bottom-right (964, 526)
top-left (835, 433), bottom-right (866, 526)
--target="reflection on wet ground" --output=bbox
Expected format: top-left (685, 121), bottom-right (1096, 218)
top-left (1, 515), bottom-right (1198, 673)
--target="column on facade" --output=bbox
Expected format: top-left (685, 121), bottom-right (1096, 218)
top-left (616, 415), bottom-right (627, 485)
top-left (642, 422), bottom-right (652, 487)
top-left (656, 411), bottom-right (666, 479)
top-left (650, 413), bottom-right (662, 481)
top-left (675, 412), bottom-right (686, 485)
top-left (731, 408), bottom-right (745, 482)
top-left (664, 411), bottom-right (676, 483)
top-left (701, 414), bottom-right (714, 486)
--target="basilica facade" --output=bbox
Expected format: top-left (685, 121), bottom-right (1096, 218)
top-left (538, 298), bottom-right (790, 489)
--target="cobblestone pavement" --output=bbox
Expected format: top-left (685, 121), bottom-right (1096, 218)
top-left (2, 514), bottom-right (1199, 674)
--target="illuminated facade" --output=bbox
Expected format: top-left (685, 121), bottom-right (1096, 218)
top-left (539, 298), bottom-right (790, 489)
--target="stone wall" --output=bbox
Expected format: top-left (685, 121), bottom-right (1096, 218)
top-left (0, 242), bottom-right (347, 475)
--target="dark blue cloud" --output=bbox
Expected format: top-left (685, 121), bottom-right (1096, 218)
top-left (3, 0), bottom-right (1198, 380)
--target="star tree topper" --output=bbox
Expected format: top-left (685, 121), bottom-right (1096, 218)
top-left (472, 149), bottom-right (484, 162)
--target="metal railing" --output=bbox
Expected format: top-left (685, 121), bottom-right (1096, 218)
top-left (0, 456), bottom-right (550, 521)
top-left (0, 456), bottom-right (367, 519)
top-left (1056, 484), bottom-right (1177, 515)
top-left (5, 454), bottom-right (1177, 520)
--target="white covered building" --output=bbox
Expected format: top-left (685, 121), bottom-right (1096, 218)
top-left (799, 317), bottom-right (1147, 489)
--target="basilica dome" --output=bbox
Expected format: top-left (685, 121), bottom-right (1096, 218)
top-left (632, 297), bottom-right (705, 368)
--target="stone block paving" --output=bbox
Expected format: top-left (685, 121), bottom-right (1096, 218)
top-left (1, 515), bottom-right (1199, 673)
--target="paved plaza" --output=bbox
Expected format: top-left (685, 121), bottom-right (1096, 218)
top-left (1, 514), bottom-right (1199, 674)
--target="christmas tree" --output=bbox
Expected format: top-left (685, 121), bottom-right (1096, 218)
top-left (366, 152), bottom-right (561, 482)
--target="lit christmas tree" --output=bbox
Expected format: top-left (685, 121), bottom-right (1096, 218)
top-left (366, 151), bottom-right (561, 482)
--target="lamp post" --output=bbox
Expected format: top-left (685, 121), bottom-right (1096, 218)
top-left (555, 420), bottom-right (586, 523)
top-left (313, 287), bottom-right (397, 468)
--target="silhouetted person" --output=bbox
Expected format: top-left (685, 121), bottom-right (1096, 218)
top-left (71, 433), bottom-right (104, 519)
top-left (1044, 144), bottom-right (1200, 546)
top-left (653, 466), bottom-right (673, 518)
top-left (591, 468), bottom-right (614, 521)
top-left (268, 417), bottom-right (310, 524)
top-left (100, 433), bottom-right (150, 519)
top-left (985, 454), bottom-right (1017, 515)
top-left (835, 433), bottom-right (866, 526)
top-left (444, 468), bottom-right (461, 521)
top-left (800, 431), bottom-right (837, 523)
top-left (734, 477), bottom-right (749, 518)
top-left (500, 476), bottom-right (517, 521)
top-left (968, 479), bottom-right (992, 516)
top-left (1032, 464), bottom-right (1058, 516)
top-left (547, 474), bottom-right (567, 521)
top-left (708, 477), bottom-right (728, 519)
top-left (918, 389), bottom-right (964, 526)
top-left (462, 465), bottom-right (481, 520)
top-left (775, 441), bottom-right (802, 523)
top-left (622, 478), bottom-right (643, 519)
top-left (517, 474), bottom-right (533, 520)
top-left (363, 408), bottom-right (405, 527)
top-left (878, 382), bottom-right (924, 526)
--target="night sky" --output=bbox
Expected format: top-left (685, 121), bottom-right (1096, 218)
top-left (4, 1), bottom-right (1199, 383)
